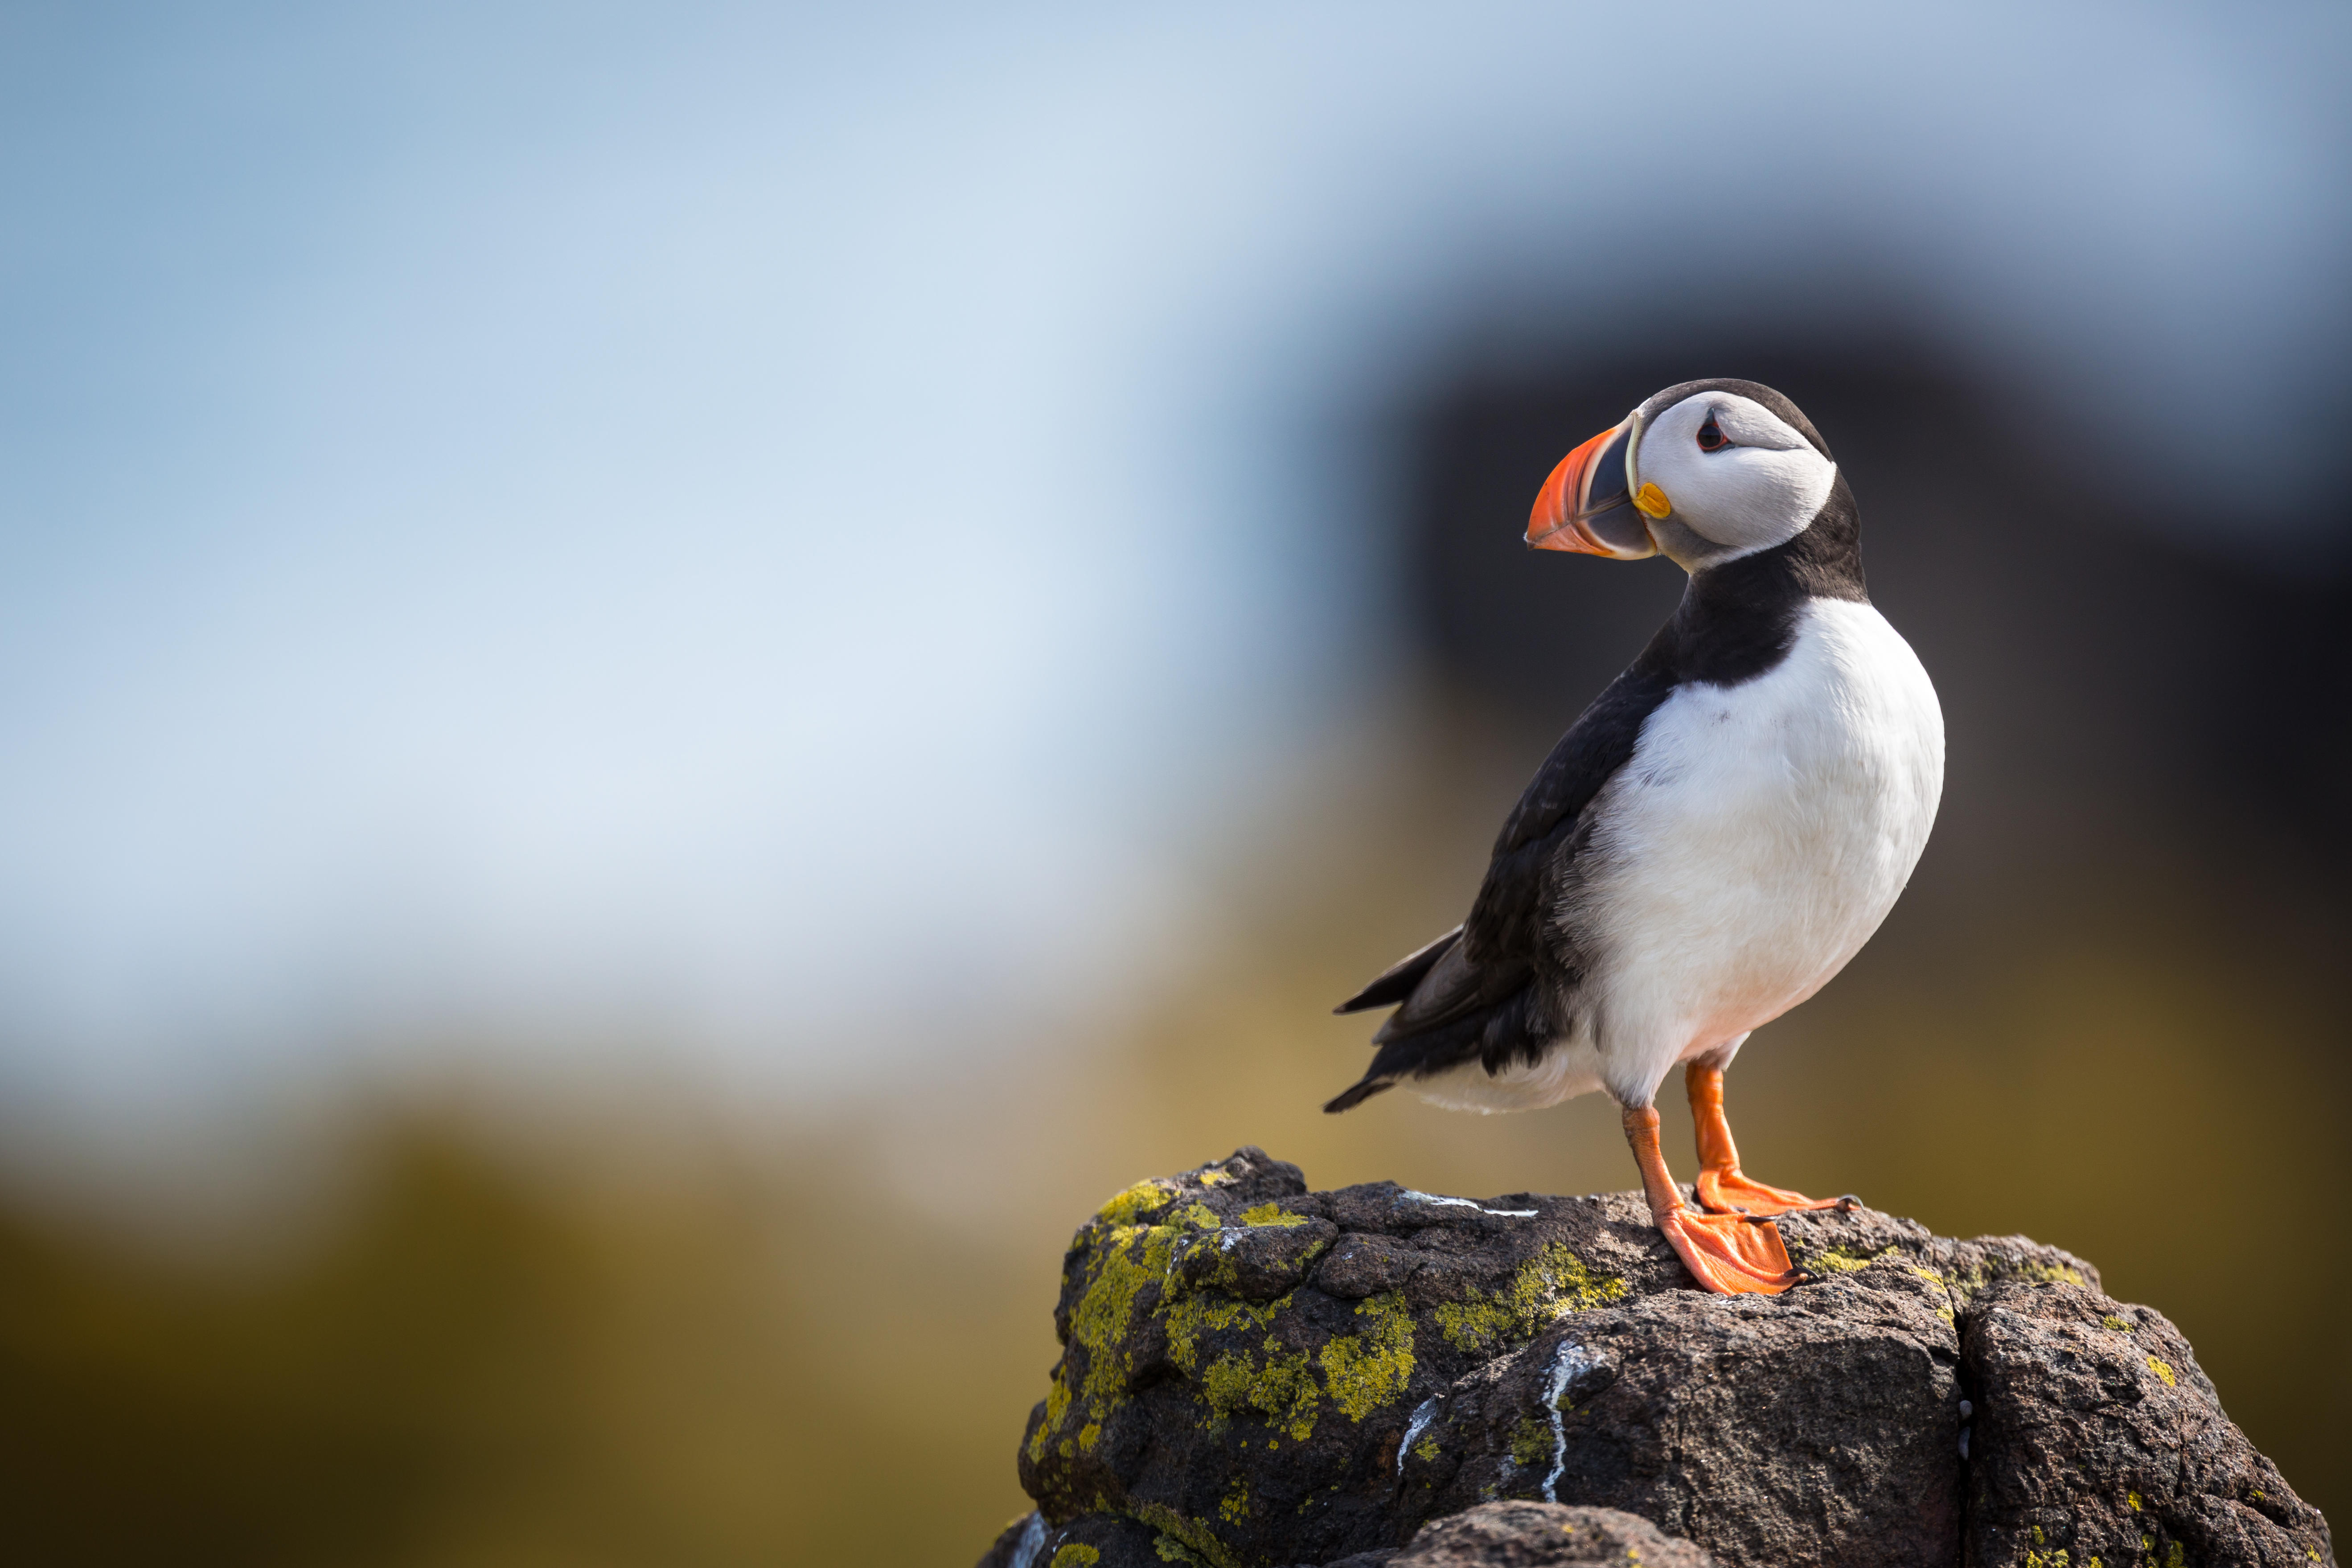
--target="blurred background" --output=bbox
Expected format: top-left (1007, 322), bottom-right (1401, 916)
top-left (2, 2), bottom-right (2348, 1561)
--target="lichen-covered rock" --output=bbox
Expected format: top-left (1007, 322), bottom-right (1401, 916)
top-left (1396, 1268), bottom-right (1961, 1564)
top-left (1962, 1281), bottom-right (2333, 1568)
top-left (993, 1149), bottom-right (2331, 1568)
top-left (1016, 1149), bottom-right (1687, 1567)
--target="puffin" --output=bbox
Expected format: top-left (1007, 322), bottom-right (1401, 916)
top-left (1324, 379), bottom-right (1945, 1296)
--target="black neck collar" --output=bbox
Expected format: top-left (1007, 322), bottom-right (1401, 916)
top-left (1636, 474), bottom-right (1868, 689)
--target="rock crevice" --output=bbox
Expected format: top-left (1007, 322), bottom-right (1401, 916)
top-left (980, 1148), bottom-right (2331, 1568)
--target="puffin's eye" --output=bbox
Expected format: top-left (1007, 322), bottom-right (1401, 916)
top-left (1697, 417), bottom-right (1729, 452)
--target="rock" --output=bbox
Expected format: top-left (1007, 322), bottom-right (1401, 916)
top-left (990, 1148), bottom-right (2333, 1568)
top-left (975, 1511), bottom-right (1049, 1568)
top-left (1963, 1281), bottom-right (2333, 1568)
top-left (979, 1502), bottom-right (1713, 1568)
top-left (1382, 1500), bottom-right (1718, 1565)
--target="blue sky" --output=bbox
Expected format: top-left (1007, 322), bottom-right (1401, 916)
top-left (0, 1), bottom-right (2344, 1117)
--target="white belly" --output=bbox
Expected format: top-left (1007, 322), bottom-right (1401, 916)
top-left (1417, 597), bottom-right (1944, 1113)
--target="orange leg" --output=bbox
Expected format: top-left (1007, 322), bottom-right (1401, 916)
top-left (1686, 1063), bottom-right (1855, 1218)
top-left (1621, 1103), bottom-right (1799, 1296)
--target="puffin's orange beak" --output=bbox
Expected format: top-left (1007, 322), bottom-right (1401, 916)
top-left (1526, 421), bottom-right (1657, 558)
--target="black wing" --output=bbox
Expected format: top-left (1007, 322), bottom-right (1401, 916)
top-left (1323, 660), bottom-right (1677, 1113)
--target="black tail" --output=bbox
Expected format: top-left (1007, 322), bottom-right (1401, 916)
top-left (1333, 925), bottom-right (1463, 1015)
top-left (1322, 1077), bottom-right (1395, 1115)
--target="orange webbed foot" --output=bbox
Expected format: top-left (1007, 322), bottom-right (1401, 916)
top-left (1694, 1167), bottom-right (1859, 1219)
top-left (1683, 1061), bottom-right (1861, 1219)
top-left (1656, 1204), bottom-right (1803, 1295)
top-left (1621, 1100), bottom-right (1806, 1297)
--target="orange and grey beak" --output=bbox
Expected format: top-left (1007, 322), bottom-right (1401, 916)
top-left (1526, 420), bottom-right (1658, 558)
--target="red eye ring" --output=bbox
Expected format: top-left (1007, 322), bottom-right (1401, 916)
top-left (1697, 417), bottom-right (1729, 452)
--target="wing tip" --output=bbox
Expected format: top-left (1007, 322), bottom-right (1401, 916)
top-left (1322, 1078), bottom-right (1394, 1115)
top-left (1333, 925), bottom-right (1465, 1016)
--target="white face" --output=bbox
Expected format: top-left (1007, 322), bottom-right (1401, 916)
top-left (1634, 392), bottom-right (1838, 566)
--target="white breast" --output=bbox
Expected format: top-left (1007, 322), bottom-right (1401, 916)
top-left (1415, 596), bottom-right (1944, 1116)
top-left (1574, 596), bottom-right (1944, 1100)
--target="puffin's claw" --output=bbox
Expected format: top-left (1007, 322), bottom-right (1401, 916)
top-left (1656, 1204), bottom-right (1802, 1296)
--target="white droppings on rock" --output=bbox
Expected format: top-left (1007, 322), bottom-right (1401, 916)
top-left (1401, 1190), bottom-right (1539, 1218)
top-left (1397, 1397), bottom-right (1440, 1477)
top-left (1540, 1339), bottom-right (1604, 1503)
top-left (1007, 1512), bottom-right (1048, 1568)
top-left (1959, 1428), bottom-right (1971, 1460)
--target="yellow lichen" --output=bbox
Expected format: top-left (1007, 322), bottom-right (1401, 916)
top-left (1240, 1202), bottom-right (1308, 1227)
top-left (1077, 1422), bottom-right (1101, 1453)
top-left (1218, 1481), bottom-right (1251, 1524)
top-left (2165, 1543), bottom-right (2184, 1568)
top-left (1415, 1433), bottom-right (1440, 1462)
top-left (1030, 1207), bottom-right (1219, 1464)
top-left (2103, 1315), bottom-right (2134, 1333)
top-left (2147, 1356), bottom-right (2177, 1387)
top-left (1097, 1181), bottom-right (1172, 1227)
top-left (2011, 1259), bottom-right (2087, 1287)
top-left (1125, 1501), bottom-right (1241, 1568)
top-left (2127, 1491), bottom-right (2142, 1512)
top-left (1153, 1531), bottom-right (1209, 1564)
top-left (1050, 1548), bottom-right (1100, 1568)
top-left (1509, 1415), bottom-right (1552, 1466)
top-left (1434, 1242), bottom-right (1628, 1351)
top-left (1319, 1291), bottom-right (1416, 1420)
top-left (1163, 1290), bottom-right (1287, 1375)
top-left (1805, 1242), bottom-right (1897, 1273)
top-left (1029, 1371), bottom-right (1075, 1464)
top-left (1199, 1344), bottom-right (1321, 1440)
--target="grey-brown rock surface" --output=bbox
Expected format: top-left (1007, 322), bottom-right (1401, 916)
top-left (981, 1148), bottom-right (2332, 1568)
top-left (1370, 1500), bottom-right (1718, 1566)
top-left (1963, 1281), bottom-right (2332, 1567)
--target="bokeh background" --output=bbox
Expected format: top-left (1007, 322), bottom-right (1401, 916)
top-left (3, 3), bottom-right (2348, 1562)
